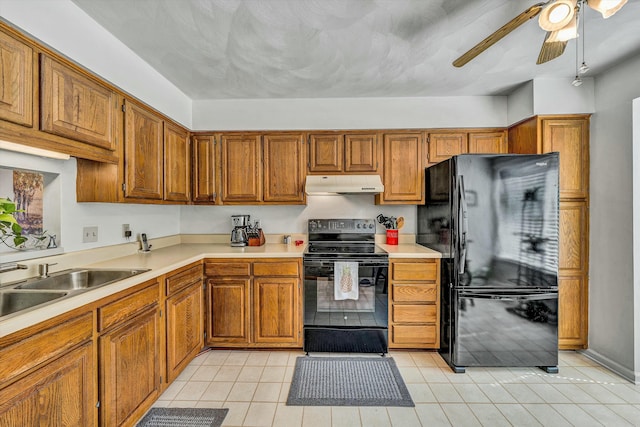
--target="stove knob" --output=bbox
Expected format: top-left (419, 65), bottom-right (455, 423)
top-left (368, 224), bottom-right (374, 229)
top-left (357, 223), bottom-right (361, 229)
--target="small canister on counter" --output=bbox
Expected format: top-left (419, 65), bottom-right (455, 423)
top-left (283, 235), bottom-right (292, 244)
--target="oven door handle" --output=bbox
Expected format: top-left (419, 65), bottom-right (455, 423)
top-left (303, 259), bottom-right (389, 267)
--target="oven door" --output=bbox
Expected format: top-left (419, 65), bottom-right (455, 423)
top-left (303, 256), bottom-right (389, 353)
top-left (303, 257), bottom-right (388, 328)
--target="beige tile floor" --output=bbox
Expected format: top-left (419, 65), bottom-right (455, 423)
top-left (153, 350), bottom-right (640, 426)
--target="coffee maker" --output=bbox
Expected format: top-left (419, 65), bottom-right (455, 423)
top-left (230, 215), bottom-right (250, 247)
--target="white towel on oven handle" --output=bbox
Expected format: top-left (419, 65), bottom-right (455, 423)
top-left (334, 261), bottom-right (359, 300)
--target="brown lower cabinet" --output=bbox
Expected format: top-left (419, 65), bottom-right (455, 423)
top-left (205, 258), bottom-right (302, 347)
top-left (388, 258), bottom-right (440, 349)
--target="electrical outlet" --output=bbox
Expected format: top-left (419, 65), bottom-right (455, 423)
top-left (83, 226), bottom-right (98, 243)
top-left (123, 224), bottom-right (131, 239)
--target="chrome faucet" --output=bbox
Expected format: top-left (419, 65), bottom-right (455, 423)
top-left (38, 263), bottom-right (57, 278)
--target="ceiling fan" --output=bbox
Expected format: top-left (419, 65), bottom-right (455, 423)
top-left (452, 0), bottom-right (628, 67)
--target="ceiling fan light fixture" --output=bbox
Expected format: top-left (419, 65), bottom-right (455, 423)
top-left (572, 75), bottom-right (583, 86)
top-left (579, 61), bottom-right (590, 74)
top-left (587, 0), bottom-right (628, 18)
top-left (547, 13), bottom-right (579, 42)
top-left (539, 0), bottom-right (577, 31)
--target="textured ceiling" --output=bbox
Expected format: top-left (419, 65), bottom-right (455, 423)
top-left (70, 0), bottom-right (640, 100)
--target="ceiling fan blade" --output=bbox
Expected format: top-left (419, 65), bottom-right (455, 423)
top-left (536, 32), bottom-right (568, 64)
top-left (453, 2), bottom-right (547, 68)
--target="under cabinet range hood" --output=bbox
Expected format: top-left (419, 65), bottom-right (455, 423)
top-left (305, 175), bottom-right (384, 195)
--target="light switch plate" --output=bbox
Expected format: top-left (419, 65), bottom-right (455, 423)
top-left (83, 226), bottom-right (98, 243)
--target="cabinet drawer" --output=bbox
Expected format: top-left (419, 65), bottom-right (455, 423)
top-left (391, 325), bottom-right (437, 345)
top-left (99, 280), bottom-right (159, 331)
top-left (391, 283), bottom-right (437, 303)
top-left (253, 261), bottom-right (299, 277)
top-left (392, 305), bottom-right (436, 323)
top-left (392, 261), bottom-right (437, 281)
top-left (0, 312), bottom-right (93, 388)
top-left (205, 261), bottom-right (251, 277)
top-left (166, 264), bottom-right (202, 295)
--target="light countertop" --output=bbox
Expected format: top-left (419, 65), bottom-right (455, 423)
top-left (0, 241), bottom-right (440, 338)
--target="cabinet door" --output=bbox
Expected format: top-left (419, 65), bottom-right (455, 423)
top-left (206, 279), bottom-right (251, 344)
top-left (263, 133), bottom-right (305, 203)
top-left (542, 118), bottom-right (589, 199)
top-left (380, 133), bottom-right (424, 203)
top-left (468, 131), bottom-right (506, 154)
top-left (220, 134), bottom-right (262, 203)
top-left (100, 308), bottom-right (161, 427)
top-left (558, 275), bottom-right (588, 349)
top-left (192, 135), bottom-right (217, 203)
top-left (163, 122), bottom-right (190, 202)
top-left (428, 132), bottom-right (468, 164)
top-left (124, 100), bottom-right (164, 199)
top-left (40, 55), bottom-right (116, 150)
top-left (253, 277), bottom-right (299, 345)
top-left (308, 134), bottom-right (343, 172)
top-left (345, 133), bottom-right (378, 173)
top-left (559, 201), bottom-right (588, 276)
top-left (166, 282), bottom-right (204, 382)
top-left (0, 31), bottom-right (32, 127)
top-left (0, 342), bottom-right (95, 427)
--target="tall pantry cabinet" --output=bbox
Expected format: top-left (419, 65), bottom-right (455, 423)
top-left (509, 114), bottom-right (590, 349)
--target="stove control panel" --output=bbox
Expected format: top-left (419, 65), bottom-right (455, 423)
top-left (308, 219), bottom-right (375, 233)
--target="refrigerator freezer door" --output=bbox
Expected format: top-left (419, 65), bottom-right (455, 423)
top-left (453, 288), bottom-right (558, 369)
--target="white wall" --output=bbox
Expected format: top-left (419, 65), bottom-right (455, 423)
top-left (0, 0), bottom-right (192, 128)
top-left (533, 77), bottom-right (595, 115)
top-left (633, 97), bottom-right (640, 380)
top-left (586, 53), bottom-right (640, 382)
top-left (192, 96), bottom-right (508, 130)
top-left (507, 81), bottom-right (534, 126)
top-left (181, 196), bottom-right (416, 236)
top-left (0, 150), bottom-right (181, 255)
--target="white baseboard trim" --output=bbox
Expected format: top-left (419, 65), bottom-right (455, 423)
top-left (580, 349), bottom-right (639, 384)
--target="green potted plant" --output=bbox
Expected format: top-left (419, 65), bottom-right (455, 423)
top-left (0, 197), bottom-right (27, 249)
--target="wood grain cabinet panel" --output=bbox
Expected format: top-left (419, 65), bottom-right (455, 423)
top-left (40, 55), bottom-right (116, 150)
top-left (558, 275), bottom-right (588, 349)
top-left (0, 31), bottom-right (33, 127)
top-left (263, 133), bottom-right (305, 203)
top-left (378, 133), bottom-right (424, 203)
top-left (559, 201), bottom-right (588, 274)
top-left (542, 118), bottom-right (589, 199)
top-left (163, 122), bottom-right (190, 202)
top-left (221, 134), bottom-right (262, 203)
top-left (468, 131), bottom-right (507, 154)
top-left (99, 307), bottom-right (161, 427)
top-left (388, 259), bottom-right (440, 349)
top-left (207, 279), bottom-right (251, 344)
top-left (345, 134), bottom-right (378, 173)
top-left (192, 134), bottom-right (217, 204)
top-left (124, 100), bottom-right (164, 200)
top-left (166, 282), bottom-right (204, 382)
top-left (428, 132), bottom-right (468, 163)
top-left (0, 342), bottom-right (95, 427)
top-left (308, 133), bottom-right (343, 172)
top-left (253, 277), bottom-right (299, 344)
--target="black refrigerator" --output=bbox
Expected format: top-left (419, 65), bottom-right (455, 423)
top-left (417, 153), bottom-right (559, 373)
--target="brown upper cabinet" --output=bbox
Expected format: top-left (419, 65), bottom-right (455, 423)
top-left (376, 132), bottom-right (425, 204)
top-left (263, 133), bottom-right (306, 203)
top-left (509, 115), bottom-right (589, 200)
top-left (308, 132), bottom-right (378, 174)
top-left (428, 132), bottom-right (468, 164)
top-left (0, 30), bottom-right (33, 127)
top-left (218, 132), bottom-right (306, 205)
top-left (40, 55), bottom-right (117, 151)
top-left (123, 100), bottom-right (164, 200)
top-left (427, 130), bottom-right (506, 165)
top-left (220, 134), bottom-right (262, 203)
top-left (163, 122), bottom-right (191, 202)
top-left (192, 134), bottom-right (218, 204)
top-left (468, 131), bottom-right (507, 154)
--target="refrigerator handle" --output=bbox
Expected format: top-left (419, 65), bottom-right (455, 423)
top-left (457, 176), bottom-right (468, 274)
